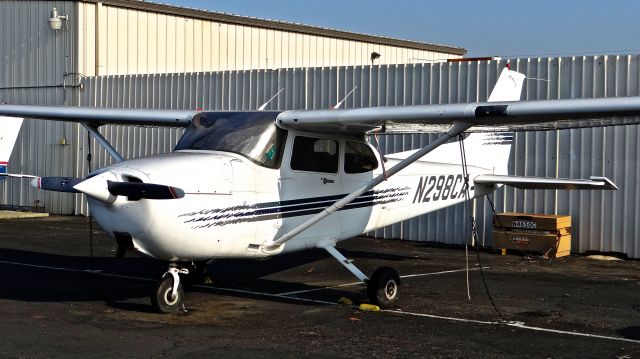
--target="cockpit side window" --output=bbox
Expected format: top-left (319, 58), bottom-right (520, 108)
top-left (290, 136), bottom-right (339, 173)
top-left (344, 141), bottom-right (378, 173)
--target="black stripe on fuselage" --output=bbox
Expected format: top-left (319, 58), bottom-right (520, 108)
top-left (183, 192), bottom-right (393, 224)
top-left (179, 188), bottom-right (403, 218)
top-left (191, 197), bottom-right (402, 229)
top-left (182, 187), bottom-right (409, 228)
top-left (180, 188), bottom-right (405, 222)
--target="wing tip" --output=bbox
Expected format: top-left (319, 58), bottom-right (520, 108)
top-left (589, 176), bottom-right (619, 190)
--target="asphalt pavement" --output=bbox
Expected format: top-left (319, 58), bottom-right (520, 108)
top-left (0, 215), bottom-right (638, 358)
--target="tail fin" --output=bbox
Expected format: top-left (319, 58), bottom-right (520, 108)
top-left (387, 67), bottom-right (523, 175)
top-left (0, 116), bottom-right (24, 179)
top-left (462, 67), bottom-right (525, 174)
top-left (487, 67), bottom-right (526, 102)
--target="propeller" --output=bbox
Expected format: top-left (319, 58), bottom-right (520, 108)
top-left (27, 175), bottom-right (185, 201)
top-left (107, 180), bottom-right (185, 200)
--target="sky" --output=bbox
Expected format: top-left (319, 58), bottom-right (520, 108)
top-left (160, 0), bottom-right (640, 58)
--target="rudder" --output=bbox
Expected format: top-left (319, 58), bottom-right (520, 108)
top-left (0, 116), bottom-right (24, 179)
top-left (487, 67), bottom-right (526, 102)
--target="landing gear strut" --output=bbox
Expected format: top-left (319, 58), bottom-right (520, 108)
top-left (151, 264), bottom-right (189, 313)
top-left (324, 246), bottom-right (401, 308)
top-left (184, 260), bottom-right (210, 285)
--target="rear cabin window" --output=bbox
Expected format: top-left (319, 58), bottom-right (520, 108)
top-left (291, 136), bottom-right (339, 173)
top-left (344, 141), bottom-right (378, 173)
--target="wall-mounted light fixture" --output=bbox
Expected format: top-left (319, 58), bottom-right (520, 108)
top-left (48, 7), bottom-right (68, 31)
top-left (370, 52), bottom-right (381, 65)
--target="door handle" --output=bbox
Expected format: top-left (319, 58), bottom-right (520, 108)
top-left (321, 177), bottom-right (335, 184)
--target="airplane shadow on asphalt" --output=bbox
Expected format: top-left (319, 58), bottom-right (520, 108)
top-left (0, 246), bottom-right (423, 311)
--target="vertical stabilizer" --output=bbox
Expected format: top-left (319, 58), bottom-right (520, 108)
top-left (0, 116), bottom-right (24, 178)
top-left (487, 67), bottom-right (526, 102)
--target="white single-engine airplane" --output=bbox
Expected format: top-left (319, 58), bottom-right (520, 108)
top-left (1, 68), bottom-right (638, 313)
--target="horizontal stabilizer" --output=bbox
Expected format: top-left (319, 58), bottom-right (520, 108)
top-left (474, 175), bottom-right (618, 190)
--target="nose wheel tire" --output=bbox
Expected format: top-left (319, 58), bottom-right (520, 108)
top-left (152, 275), bottom-right (185, 314)
top-left (366, 266), bottom-right (400, 308)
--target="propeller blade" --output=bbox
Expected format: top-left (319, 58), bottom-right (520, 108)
top-left (31, 177), bottom-right (83, 193)
top-left (107, 181), bottom-right (185, 200)
top-left (0, 173), bottom-right (37, 179)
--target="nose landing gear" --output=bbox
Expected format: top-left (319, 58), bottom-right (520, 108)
top-left (151, 264), bottom-right (189, 313)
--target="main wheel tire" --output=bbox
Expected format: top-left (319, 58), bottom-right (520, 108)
top-left (366, 266), bottom-right (400, 308)
top-left (151, 275), bottom-right (184, 314)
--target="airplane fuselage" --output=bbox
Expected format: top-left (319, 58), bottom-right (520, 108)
top-left (88, 130), bottom-right (499, 262)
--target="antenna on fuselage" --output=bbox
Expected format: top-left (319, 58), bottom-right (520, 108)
top-left (258, 88), bottom-right (285, 111)
top-left (332, 85), bottom-right (358, 109)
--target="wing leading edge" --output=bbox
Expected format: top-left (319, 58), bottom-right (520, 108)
top-left (0, 105), bottom-right (198, 127)
top-left (4, 86), bottom-right (640, 135)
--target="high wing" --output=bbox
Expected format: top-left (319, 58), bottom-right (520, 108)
top-left (0, 105), bottom-right (197, 127)
top-left (4, 97), bottom-right (640, 134)
top-left (276, 97), bottom-right (640, 134)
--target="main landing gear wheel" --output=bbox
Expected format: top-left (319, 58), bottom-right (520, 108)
top-left (367, 266), bottom-right (401, 308)
top-left (322, 246), bottom-right (401, 309)
top-left (151, 265), bottom-right (188, 314)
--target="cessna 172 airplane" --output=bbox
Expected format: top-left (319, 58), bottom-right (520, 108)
top-left (1, 67), bottom-right (639, 313)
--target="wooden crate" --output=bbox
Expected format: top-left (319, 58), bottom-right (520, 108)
top-left (493, 231), bottom-right (571, 258)
top-left (492, 212), bottom-right (572, 258)
top-left (493, 212), bottom-right (571, 231)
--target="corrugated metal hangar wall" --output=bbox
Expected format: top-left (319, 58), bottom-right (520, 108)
top-left (2, 55), bottom-right (640, 258)
top-left (0, 0), bottom-right (463, 214)
top-left (0, 0), bottom-right (462, 78)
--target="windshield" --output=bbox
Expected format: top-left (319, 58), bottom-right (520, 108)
top-left (174, 111), bottom-right (286, 169)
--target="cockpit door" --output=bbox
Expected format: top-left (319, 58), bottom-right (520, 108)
top-left (280, 134), bottom-right (341, 247)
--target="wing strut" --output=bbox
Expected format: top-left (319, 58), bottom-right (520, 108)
top-left (262, 121), bottom-right (473, 251)
top-left (81, 123), bottom-right (124, 162)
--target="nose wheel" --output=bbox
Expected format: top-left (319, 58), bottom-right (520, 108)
top-left (151, 265), bottom-right (188, 313)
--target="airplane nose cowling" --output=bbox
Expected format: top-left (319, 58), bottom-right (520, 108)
top-left (85, 169), bottom-right (159, 255)
top-left (88, 152), bottom-right (235, 260)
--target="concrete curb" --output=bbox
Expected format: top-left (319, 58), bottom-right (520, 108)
top-left (0, 211), bottom-right (49, 219)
